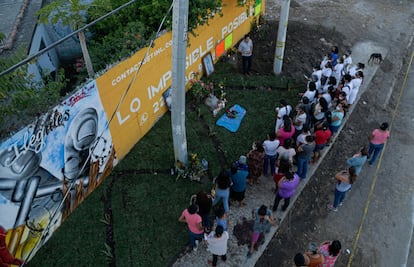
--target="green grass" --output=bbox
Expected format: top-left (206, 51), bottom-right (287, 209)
top-left (27, 61), bottom-right (302, 267)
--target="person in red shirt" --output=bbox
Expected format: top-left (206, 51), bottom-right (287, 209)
top-left (313, 122), bottom-right (332, 163)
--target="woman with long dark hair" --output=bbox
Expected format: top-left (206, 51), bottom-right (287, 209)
top-left (277, 115), bottom-right (295, 146)
top-left (327, 166), bottom-right (357, 212)
top-left (206, 225), bottom-right (229, 266)
top-left (319, 240), bottom-right (342, 266)
top-left (368, 122), bottom-right (390, 166)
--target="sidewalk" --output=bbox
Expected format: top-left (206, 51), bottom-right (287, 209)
top-left (171, 39), bottom-right (386, 267)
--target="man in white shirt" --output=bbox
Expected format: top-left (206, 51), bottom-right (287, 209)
top-left (238, 34), bottom-right (253, 75)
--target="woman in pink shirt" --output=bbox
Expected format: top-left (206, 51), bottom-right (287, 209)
top-left (318, 240), bottom-right (341, 267)
top-left (178, 204), bottom-right (204, 251)
top-left (368, 122), bottom-right (390, 166)
top-left (277, 115), bottom-right (295, 146)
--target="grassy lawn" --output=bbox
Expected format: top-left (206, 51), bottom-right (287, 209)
top-left (27, 61), bottom-right (302, 267)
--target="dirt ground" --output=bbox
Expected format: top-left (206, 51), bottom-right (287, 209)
top-left (250, 21), bottom-right (348, 83)
top-left (240, 0), bottom-right (414, 266)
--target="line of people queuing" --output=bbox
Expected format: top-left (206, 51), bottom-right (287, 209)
top-left (177, 46), bottom-right (391, 266)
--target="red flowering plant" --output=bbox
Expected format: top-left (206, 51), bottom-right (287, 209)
top-left (189, 72), bottom-right (213, 104)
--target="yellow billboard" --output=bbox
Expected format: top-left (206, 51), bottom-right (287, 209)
top-left (96, 0), bottom-right (264, 160)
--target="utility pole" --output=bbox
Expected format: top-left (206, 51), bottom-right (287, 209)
top-left (171, 0), bottom-right (189, 168)
top-left (273, 0), bottom-right (290, 74)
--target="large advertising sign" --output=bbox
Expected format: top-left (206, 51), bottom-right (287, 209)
top-left (0, 0), bottom-right (264, 264)
top-left (96, 1), bottom-right (263, 160)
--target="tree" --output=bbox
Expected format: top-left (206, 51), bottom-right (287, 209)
top-left (0, 49), bottom-right (66, 139)
top-left (87, 0), bottom-right (223, 70)
top-left (36, 0), bottom-right (110, 78)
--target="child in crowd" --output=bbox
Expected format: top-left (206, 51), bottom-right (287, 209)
top-left (214, 206), bottom-right (228, 231)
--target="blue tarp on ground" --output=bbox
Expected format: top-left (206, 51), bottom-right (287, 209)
top-left (216, 104), bottom-right (247, 132)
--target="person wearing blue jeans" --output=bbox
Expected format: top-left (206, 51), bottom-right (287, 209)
top-left (328, 167), bottom-right (357, 212)
top-left (296, 135), bottom-right (315, 179)
top-left (263, 132), bottom-right (279, 176)
top-left (213, 187), bottom-right (230, 214)
top-left (367, 122), bottom-right (390, 166)
top-left (368, 143), bottom-right (384, 165)
top-left (263, 154), bottom-right (277, 177)
top-left (178, 204), bottom-right (204, 250)
top-left (333, 188), bottom-right (348, 208)
top-left (212, 170), bottom-right (232, 213)
top-left (238, 34), bottom-right (253, 75)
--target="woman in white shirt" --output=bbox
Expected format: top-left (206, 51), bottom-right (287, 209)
top-left (348, 62), bottom-right (365, 78)
top-left (342, 49), bottom-right (352, 73)
top-left (332, 56), bottom-right (344, 86)
top-left (263, 132), bottom-right (280, 176)
top-left (206, 225), bottom-right (229, 266)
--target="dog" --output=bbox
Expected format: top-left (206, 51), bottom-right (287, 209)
top-left (368, 53), bottom-right (383, 65)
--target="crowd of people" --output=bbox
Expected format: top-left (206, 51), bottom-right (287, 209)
top-left (177, 46), bottom-right (391, 266)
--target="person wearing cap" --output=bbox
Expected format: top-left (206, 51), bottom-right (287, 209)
top-left (236, 155), bottom-right (248, 171)
top-left (229, 161), bottom-right (248, 207)
top-left (367, 122), bottom-right (390, 166)
top-left (275, 99), bottom-right (292, 132)
top-left (238, 34), bottom-right (253, 75)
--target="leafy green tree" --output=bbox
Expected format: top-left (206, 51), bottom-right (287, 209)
top-left (0, 49), bottom-right (66, 139)
top-left (87, 0), bottom-right (223, 69)
top-left (36, 0), bottom-right (111, 78)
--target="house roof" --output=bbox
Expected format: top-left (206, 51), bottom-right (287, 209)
top-left (0, 0), bottom-right (43, 55)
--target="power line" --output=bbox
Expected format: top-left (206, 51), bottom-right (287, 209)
top-left (20, 0), bottom-right (177, 264)
top-left (0, 0), bottom-right (139, 77)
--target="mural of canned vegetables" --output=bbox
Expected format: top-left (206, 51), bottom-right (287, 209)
top-left (0, 80), bottom-right (116, 263)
